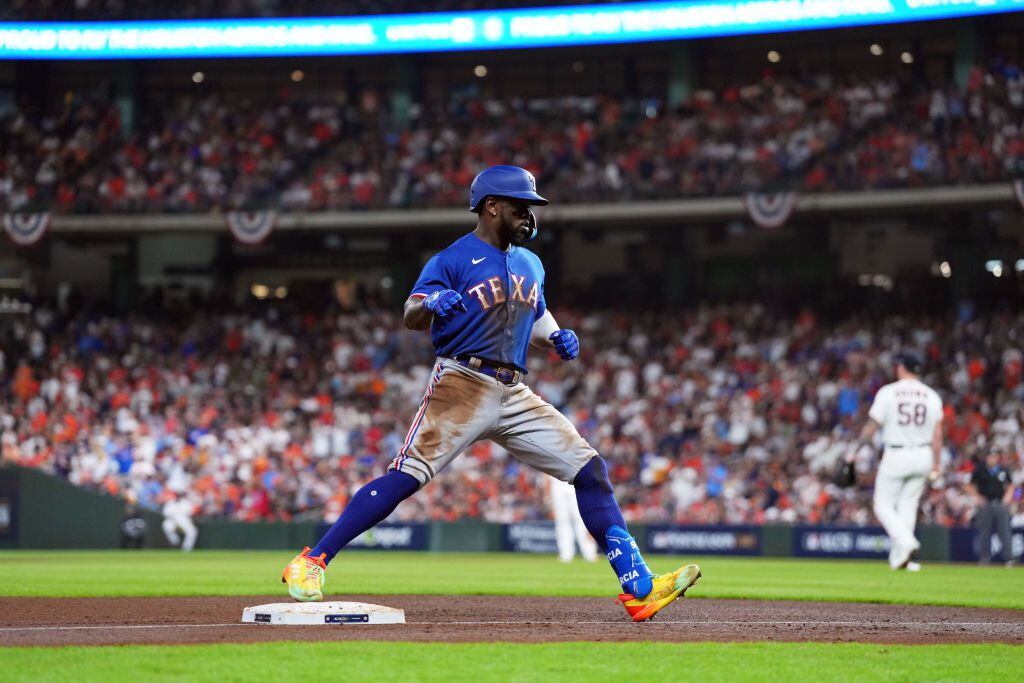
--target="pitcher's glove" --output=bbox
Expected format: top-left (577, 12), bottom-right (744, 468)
top-left (549, 329), bottom-right (579, 361)
top-left (832, 460), bottom-right (856, 488)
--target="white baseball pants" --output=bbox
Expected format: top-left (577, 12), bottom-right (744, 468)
top-left (873, 447), bottom-right (931, 567)
top-left (389, 359), bottom-right (597, 487)
top-left (162, 516), bottom-right (198, 552)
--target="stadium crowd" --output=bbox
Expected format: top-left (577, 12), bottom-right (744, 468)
top-left (2, 298), bottom-right (1022, 528)
top-left (3, 61), bottom-right (1023, 214)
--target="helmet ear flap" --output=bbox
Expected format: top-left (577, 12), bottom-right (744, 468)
top-left (525, 210), bottom-right (538, 241)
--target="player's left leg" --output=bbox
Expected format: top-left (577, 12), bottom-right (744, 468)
top-left (892, 473), bottom-right (927, 569)
top-left (873, 471), bottom-right (915, 568)
top-left (491, 383), bottom-right (700, 620)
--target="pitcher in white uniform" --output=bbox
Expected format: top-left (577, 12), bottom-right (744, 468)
top-left (847, 353), bottom-right (943, 570)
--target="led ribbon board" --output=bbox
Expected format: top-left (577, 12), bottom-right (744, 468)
top-left (0, 1), bottom-right (1021, 59)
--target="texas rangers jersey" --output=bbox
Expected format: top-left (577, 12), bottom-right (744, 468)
top-left (867, 378), bottom-right (943, 448)
top-left (411, 232), bottom-right (546, 371)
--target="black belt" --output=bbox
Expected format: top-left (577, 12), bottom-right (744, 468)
top-left (887, 443), bottom-right (930, 449)
top-left (454, 356), bottom-right (524, 385)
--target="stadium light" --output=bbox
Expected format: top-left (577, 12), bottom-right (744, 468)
top-left (474, 64), bottom-right (488, 78)
top-left (1015, 259), bottom-right (1024, 273)
top-left (192, 71), bottom-right (204, 83)
top-left (984, 260), bottom-right (1004, 277)
top-left (869, 43), bottom-right (883, 56)
top-left (940, 261), bottom-right (951, 279)
top-left (1, 1), bottom-right (1023, 59)
top-left (767, 50), bottom-right (780, 63)
top-left (900, 51), bottom-right (914, 64)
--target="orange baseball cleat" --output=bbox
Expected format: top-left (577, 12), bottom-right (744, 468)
top-left (618, 563), bottom-right (701, 622)
top-left (281, 547), bottom-right (327, 602)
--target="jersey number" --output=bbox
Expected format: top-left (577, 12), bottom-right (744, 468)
top-left (897, 402), bottom-right (927, 426)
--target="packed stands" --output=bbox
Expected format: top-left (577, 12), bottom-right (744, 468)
top-left (3, 61), bottom-right (1022, 214)
top-left (2, 298), bottom-right (1022, 527)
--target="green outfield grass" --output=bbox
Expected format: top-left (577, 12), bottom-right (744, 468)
top-left (0, 550), bottom-right (1021, 609)
top-left (2, 642), bottom-right (1021, 683)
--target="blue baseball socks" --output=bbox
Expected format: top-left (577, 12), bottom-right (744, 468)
top-left (572, 456), bottom-right (654, 598)
top-left (310, 470), bottom-right (419, 563)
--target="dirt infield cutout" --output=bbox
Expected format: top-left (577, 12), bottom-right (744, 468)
top-left (1, 595), bottom-right (1021, 647)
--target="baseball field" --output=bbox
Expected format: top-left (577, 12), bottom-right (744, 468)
top-left (1, 551), bottom-right (1021, 682)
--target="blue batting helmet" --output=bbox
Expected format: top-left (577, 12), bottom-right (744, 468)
top-left (469, 165), bottom-right (548, 213)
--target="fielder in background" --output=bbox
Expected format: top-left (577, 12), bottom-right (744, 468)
top-left (848, 353), bottom-right (943, 571)
top-left (966, 451), bottom-right (1017, 567)
top-left (283, 165), bottom-right (700, 622)
top-left (161, 492), bottom-right (198, 552)
top-left (548, 476), bottom-right (599, 563)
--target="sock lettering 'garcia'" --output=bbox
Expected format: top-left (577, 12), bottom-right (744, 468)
top-left (605, 525), bottom-right (653, 598)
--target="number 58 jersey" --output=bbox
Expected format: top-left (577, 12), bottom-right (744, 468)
top-left (867, 378), bottom-right (943, 448)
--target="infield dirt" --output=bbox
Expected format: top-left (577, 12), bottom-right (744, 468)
top-left (1, 596), bottom-right (1022, 647)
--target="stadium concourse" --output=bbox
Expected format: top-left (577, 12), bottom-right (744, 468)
top-left (2, 299), bottom-right (1022, 529)
top-left (2, 62), bottom-right (1023, 214)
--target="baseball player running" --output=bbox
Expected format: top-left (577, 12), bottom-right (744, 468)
top-left (283, 165), bottom-right (700, 621)
top-left (847, 353), bottom-right (943, 570)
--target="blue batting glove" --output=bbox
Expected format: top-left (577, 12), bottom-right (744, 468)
top-left (549, 329), bottom-right (579, 361)
top-left (424, 289), bottom-right (467, 318)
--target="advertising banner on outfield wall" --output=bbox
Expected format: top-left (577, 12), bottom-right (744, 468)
top-left (503, 522), bottom-right (559, 554)
top-left (314, 523), bottom-right (429, 551)
top-left (949, 527), bottom-right (1024, 563)
top-left (792, 526), bottom-right (891, 558)
top-left (644, 525), bottom-right (762, 555)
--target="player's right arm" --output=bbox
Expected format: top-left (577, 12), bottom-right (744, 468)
top-left (403, 291), bottom-right (467, 331)
top-left (845, 387), bottom-right (887, 462)
top-left (403, 253), bottom-right (466, 331)
top-left (403, 296), bottom-right (434, 331)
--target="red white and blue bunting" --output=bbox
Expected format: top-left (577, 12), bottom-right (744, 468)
top-left (225, 210), bottom-right (276, 245)
top-left (3, 212), bottom-right (51, 246)
top-left (1012, 180), bottom-right (1024, 210)
top-left (743, 192), bottom-right (798, 230)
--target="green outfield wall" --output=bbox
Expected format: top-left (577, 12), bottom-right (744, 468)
top-left (0, 465), bottom-right (973, 560)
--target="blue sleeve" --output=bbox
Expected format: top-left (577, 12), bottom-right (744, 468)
top-left (535, 262), bottom-right (547, 319)
top-left (410, 254), bottom-right (451, 299)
